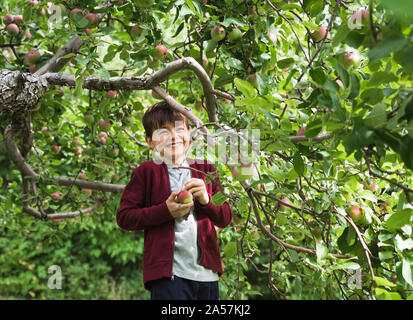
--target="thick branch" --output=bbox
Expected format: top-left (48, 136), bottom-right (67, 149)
top-left (35, 35), bottom-right (84, 76)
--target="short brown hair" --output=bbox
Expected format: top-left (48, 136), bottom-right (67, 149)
top-left (142, 101), bottom-right (190, 139)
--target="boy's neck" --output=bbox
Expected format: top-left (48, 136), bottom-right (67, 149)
top-left (163, 155), bottom-right (187, 166)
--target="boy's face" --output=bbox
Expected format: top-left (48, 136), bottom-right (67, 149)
top-left (145, 120), bottom-right (191, 164)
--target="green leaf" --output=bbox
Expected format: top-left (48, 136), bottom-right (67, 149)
top-left (329, 262), bottom-right (360, 271)
top-left (385, 209), bottom-right (413, 232)
top-left (226, 57), bottom-right (244, 70)
top-left (172, 22), bottom-right (185, 38)
top-left (309, 67), bottom-right (327, 85)
top-left (221, 17), bottom-right (247, 28)
top-left (378, 251), bottom-right (393, 261)
top-left (336, 63), bottom-right (349, 88)
top-left (342, 119), bottom-right (375, 154)
top-left (293, 153), bottom-right (305, 176)
top-left (73, 12), bottom-right (89, 28)
top-left (367, 71), bottom-right (398, 87)
top-left (74, 72), bottom-right (86, 98)
top-left (210, 191), bottom-right (228, 206)
top-left (348, 73), bottom-right (360, 100)
top-left (346, 226), bottom-right (356, 247)
top-left (364, 103), bottom-right (387, 128)
top-left (368, 35), bottom-right (408, 63)
top-left (183, 0), bottom-right (203, 21)
top-left (332, 23), bottom-right (350, 47)
top-left (223, 241), bottom-right (237, 257)
top-left (234, 78), bottom-right (256, 98)
top-left (305, 118), bottom-right (322, 138)
top-left (316, 241), bottom-right (328, 261)
top-left (374, 276), bottom-right (397, 288)
top-left (399, 135), bottom-right (413, 170)
top-left (277, 58), bottom-right (295, 69)
top-left (256, 73), bottom-right (269, 96)
top-left (402, 258), bottom-right (412, 287)
top-left (380, 0), bottom-right (413, 21)
top-left (308, 0), bottom-right (325, 17)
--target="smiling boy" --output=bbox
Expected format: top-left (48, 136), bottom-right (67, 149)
top-left (116, 101), bottom-right (233, 300)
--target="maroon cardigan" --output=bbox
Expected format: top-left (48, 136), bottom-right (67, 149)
top-left (116, 158), bottom-right (233, 289)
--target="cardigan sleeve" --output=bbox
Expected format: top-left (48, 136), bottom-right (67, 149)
top-left (116, 166), bottom-right (173, 231)
top-left (194, 163), bottom-right (233, 228)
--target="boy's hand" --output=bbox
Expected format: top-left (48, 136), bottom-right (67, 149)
top-left (166, 191), bottom-right (194, 219)
top-left (184, 178), bottom-right (210, 206)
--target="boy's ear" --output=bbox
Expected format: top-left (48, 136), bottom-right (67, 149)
top-left (145, 136), bottom-right (154, 149)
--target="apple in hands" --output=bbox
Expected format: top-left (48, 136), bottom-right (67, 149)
top-left (174, 190), bottom-right (193, 204)
top-left (166, 191), bottom-right (194, 219)
top-left (184, 178), bottom-right (209, 206)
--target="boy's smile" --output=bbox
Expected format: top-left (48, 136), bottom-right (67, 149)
top-left (146, 120), bottom-right (191, 164)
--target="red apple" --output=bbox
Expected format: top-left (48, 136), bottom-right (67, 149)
top-left (347, 205), bottom-right (363, 222)
top-left (29, 64), bottom-right (36, 73)
top-left (13, 15), bottom-right (24, 25)
top-left (211, 25), bottom-right (226, 41)
top-left (99, 120), bottom-right (111, 131)
top-left (350, 9), bottom-right (369, 29)
top-left (111, 173), bottom-right (121, 182)
top-left (344, 52), bottom-right (361, 69)
top-left (99, 131), bottom-right (108, 138)
top-left (336, 79), bottom-right (344, 89)
top-left (72, 138), bottom-right (81, 146)
top-left (155, 45), bottom-right (168, 60)
top-left (175, 190), bottom-right (193, 204)
top-left (362, 179), bottom-right (377, 192)
top-left (6, 23), bottom-right (19, 35)
top-left (28, 0), bottom-right (39, 6)
top-left (82, 188), bottom-right (92, 196)
top-left (84, 114), bottom-right (94, 124)
top-left (312, 26), bottom-right (328, 41)
top-left (41, 126), bottom-right (49, 132)
top-left (25, 29), bottom-right (32, 39)
top-left (106, 90), bottom-right (118, 98)
top-left (108, 148), bottom-right (119, 157)
top-left (52, 145), bottom-right (61, 153)
top-left (246, 73), bottom-right (258, 88)
top-left (75, 147), bottom-right (83, 155)
top-left (51, 192), bottom-right (61, 199)
top-left (278, 198), bottom-right (292, 211)
top-left (77, 173), bottom-right (87, 179)
top-left (296, 126), bottom-right (306, 136)
top-left (99, 137), bottom-right (106, 145)
top-left (24, 49), bottom-right (40, 66)
top-left (131, 24), bottom-right (142, 37)
top-left (70, 8), bottom-right (83, 19)
top-left (228, 28), bottom-right (243, 42)
top-left (84, 13), bottom-right (98, 27)
top-left (3, 14), bottom-right (14, 25)
top-left (85, 28), bottom-right (92, 36)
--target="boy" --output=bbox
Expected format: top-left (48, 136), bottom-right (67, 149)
top-left (116, 101), bottom-right (233, 300)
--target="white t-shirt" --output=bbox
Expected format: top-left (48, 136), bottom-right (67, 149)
top-left (166, 160), bottom-right (219, 282)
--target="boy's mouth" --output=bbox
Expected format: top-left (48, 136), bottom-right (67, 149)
top-left (166, 142), bottom-right (183, 148)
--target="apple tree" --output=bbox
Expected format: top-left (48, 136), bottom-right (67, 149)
top-left (1, 0), bottom-right (413, 299)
